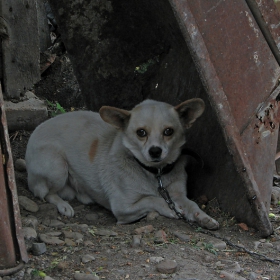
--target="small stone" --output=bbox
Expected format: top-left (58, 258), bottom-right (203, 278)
top-left (134, 225), bottom-right (154, 234)
top-left (203, 255), bottom-right (214, 263)
top-left (63, 231), bottom-right (83, 240)
top-left (74, 272), bottom-right (99, 280)
top-left (65, 238), bottom-right (76, 246)
top-left (150, 256), bottom-right (164, 263)
top-left (215, 261), bottom-right (225, 269)
top-left (39, 233), bottom-right (64, 245)
top-left (220, 270), bottom-right (246, 280)
top-left (25, 91), bottom-right (37, 99)
top-left (81, 254), bottom-right (96, 263)
top-left (68, 223), bottom-right (89, 232)
top-left (85, 213), bottom-right (99, 221)
top-left (23, 227), bottom-right (37, 239)
top-left (95, 229), bottom-right (118, 236)
top-left (32, 243), bottom-right (47, 256)
top-left (21, 215), bottom-right (39, 229)
top-left (253, 241), bottom-right (260, 250)
top-left (262, 242), bottom-right (273, 249)
top-left (44, 277), bottom-right (55, 280)
top-left (74, 205), bottom-right (85, 212)
top-left (248, 272), bottom-right (257, 280)
top-left (37, 203), bottom-right (58, 221)
top-left (14, 159), bottom-right (26, 172)
top-left (46, 231), bottom-right (62, 236)
top-left (48, 219), bottom-right (65, 227)
top-left (154, 230), bottom-right (167, 244)
top-left (213, 241), bottom-right (227, 250)
top-left (57, 261), bottom-right (70, 270)
top-left (227, 262), bottom-right (242, 273)
top-left (146, 211), bottom-right (159, 221)
top-left (26, 268), bottom-right (34, 275)
top-left (84, 240), bottom-right (94, 246)
top-left (173, 231), bottom-right (190, 242)
top-left (18, 196), bottom-right (39, 212)
top-left (132, 235), bottom-right (142, 247)
top-left (156, 260), bottom-right (177, 274)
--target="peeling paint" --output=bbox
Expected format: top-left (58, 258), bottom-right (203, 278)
top-left (271, 23), bottom-right (280, 29)
top-left (254, 101), bottom-right (278, 144)
top-left (245, 11), bottom-right (260, 37)
top-left (253, 51), bottom-right (260, 65)
top-left (189, 24), bottom-right (197, 39)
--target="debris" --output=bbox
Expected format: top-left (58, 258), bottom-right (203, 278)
top-left (238, 223), bottom-right (249, 231)
top-left (134, 225), bottom-right (154, 234)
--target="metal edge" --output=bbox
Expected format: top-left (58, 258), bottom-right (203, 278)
top-left (0, 84), bottom-right (28, 263)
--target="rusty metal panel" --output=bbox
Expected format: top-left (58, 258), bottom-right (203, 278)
top-left (0, 84), bottom-right (28, 270)
top-left (0, 139), bottom-right (16, 268)
top-left (188, 0), bottom-right (280, 132)
top-left (169, 0), bottom-right (280, 236)
top-left (249, 0), bottom-right (280, 53)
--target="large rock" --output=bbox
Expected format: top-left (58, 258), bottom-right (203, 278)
top-left (47, 0), bottom-right (203, 111)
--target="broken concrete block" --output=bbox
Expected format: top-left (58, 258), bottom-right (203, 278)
top-left (4, 99), bottom-right (48, 131)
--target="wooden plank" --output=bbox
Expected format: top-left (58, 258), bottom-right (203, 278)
top-left (1, 0), bottom-right (40, 98)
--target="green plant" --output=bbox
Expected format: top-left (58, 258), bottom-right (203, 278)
top-left (46, 100), bottom-right (66, 117)
top-left (31, 269), bottom-right (46, 277)
top-left (88, 228), bottom-right (95, 236)
top-left (202, 242), bottom-right (218, 255)
top-left (135, 56), bottom-right (159, 74)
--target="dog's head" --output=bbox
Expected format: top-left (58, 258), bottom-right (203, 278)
top-left (99, 99), bottom-right (204, 167)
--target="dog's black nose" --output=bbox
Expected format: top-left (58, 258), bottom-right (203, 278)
top-left (149, 146), bottom-right (162, 159)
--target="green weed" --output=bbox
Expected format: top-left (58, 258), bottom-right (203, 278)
top-left (46, 100), bottom-right (66, 117)
top-left (135, 56), bottom-right (159, 74)
top-left (202, 242), bottom-right (218, 255)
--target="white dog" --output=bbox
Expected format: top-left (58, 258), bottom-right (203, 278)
top-left (25, 99), bottom-right (219, 229)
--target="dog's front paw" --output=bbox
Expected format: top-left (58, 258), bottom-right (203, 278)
top-left (194, 212), bottom-right (219, 230)
top-left (57, 201), bottom-right (74, 217)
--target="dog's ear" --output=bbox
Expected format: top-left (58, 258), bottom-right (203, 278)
top-left (99, 106), bottom-right (131, 129)
top-left (175, 98), bottom-right (205, 129)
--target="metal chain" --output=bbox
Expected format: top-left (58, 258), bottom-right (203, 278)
top-left (156, 169), bottom-right (185, 219)
top-left (156, 169), bottom-right (280, 265)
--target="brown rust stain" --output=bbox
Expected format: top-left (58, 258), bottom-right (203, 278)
top-left (89, 139), bottom-right (99, 162)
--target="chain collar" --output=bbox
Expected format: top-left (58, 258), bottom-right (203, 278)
top-left (134, 157), bottom-right (177, 175)
top-left (156, 168), bottom-right (185, 219)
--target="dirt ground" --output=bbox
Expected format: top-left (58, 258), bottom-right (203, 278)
top-left (5, 50), bottom-right (280, 280)
top-left (8, 131), bottom-right (280, 280)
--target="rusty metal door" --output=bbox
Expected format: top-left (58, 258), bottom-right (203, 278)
top-left (0, 84), bottom-right (28, 273)
top-left (169, 0), bottom-right (280, 236)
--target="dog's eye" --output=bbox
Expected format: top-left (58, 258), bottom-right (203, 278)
top-left (163, 128), bottom-right (174, 136)
top-left (136, 129), bottom-right (147, 137)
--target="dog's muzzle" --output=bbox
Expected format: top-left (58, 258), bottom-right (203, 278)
top-left (149, 146), bottom-right (162, 161)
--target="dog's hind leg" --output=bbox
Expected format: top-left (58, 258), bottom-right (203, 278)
top-left (27, 153), bottom-right (74, 217)
top-left (45, 193), bottom-right (74, 217)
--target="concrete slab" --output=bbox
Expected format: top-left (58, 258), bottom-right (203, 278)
top-left (4, 96), bottom-right (48, 131)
